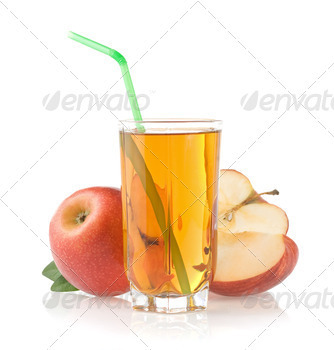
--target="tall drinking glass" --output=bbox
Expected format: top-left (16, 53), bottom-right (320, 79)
top-left (119, 119), bottom-right (222, 313)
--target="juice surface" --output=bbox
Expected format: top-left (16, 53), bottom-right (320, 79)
top-left (120, 129), bottom-right (221, 295)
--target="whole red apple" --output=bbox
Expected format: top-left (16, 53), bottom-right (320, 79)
top-left (49, 187), bottom-right (129, 296)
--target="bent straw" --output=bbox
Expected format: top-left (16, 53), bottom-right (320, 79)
top-left (68, 32), bottom-right (191, 293)
top-left (68, 31), bottom-right (143, 124)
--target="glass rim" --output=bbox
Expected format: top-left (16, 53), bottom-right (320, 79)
top-left (120, 118), bottom-right (222, 124)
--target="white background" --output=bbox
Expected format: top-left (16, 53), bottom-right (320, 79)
top-left (1, 0), bottom-right (334, 349)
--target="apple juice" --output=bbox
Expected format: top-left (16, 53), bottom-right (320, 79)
top-left (120, 127), bottom-right (221, 297)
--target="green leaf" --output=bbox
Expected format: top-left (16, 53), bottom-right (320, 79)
top-left (43, 261), bottom-right (79, 292)
top-left (51, 275), bottom-right (79, 292)
top-left (42, 261), bottom-right (62, 282)
top-left (122, 134), bottom-right (191, 294)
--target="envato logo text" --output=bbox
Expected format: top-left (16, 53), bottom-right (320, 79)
top-left (241, 90), bottom-right (334, 111)
top-left (242, 289), bottom-right (334, 309)
top-left (42, 288), bottom-right (334, 310)
top-left (42, 292), bottom-right (131, 310)
top-left (42, 90), bottom-right (150, 111)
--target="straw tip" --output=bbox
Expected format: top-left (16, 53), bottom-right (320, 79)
top-left (68, 31), bottom-right (76, 39)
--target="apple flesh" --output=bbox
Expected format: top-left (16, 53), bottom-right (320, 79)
top-left (211, 170), bottom-right (298, 296)
top-left (49, 187), bottom-right (129, 296)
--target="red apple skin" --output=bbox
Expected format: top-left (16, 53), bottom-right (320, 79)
top-left (210, 236), bottom-right (299, 296)
top-left (49, 187), bottom-right (129, 296)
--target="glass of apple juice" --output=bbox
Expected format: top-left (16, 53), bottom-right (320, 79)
top-left (119, 119), bottom-right (222, 313)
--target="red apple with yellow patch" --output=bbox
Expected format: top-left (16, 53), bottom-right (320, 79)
top-left (49, 187), bottom-right (129, 296)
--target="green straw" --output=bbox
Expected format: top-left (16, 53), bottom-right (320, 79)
top-left (68, 31), bottom-right (143, 124)
top-left (69, 32), bottom-right (192, 293)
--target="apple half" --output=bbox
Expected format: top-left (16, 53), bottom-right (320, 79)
top-left (211, 170), bottom-right (298, 296)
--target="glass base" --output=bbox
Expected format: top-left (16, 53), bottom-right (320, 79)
top-left (130, 283), bottom-right (209, 313)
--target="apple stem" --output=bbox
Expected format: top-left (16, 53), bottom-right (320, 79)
top-left (222, 189), bottom-right (279, 221)
top-left (257, 189), bottom-right (279, 197)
